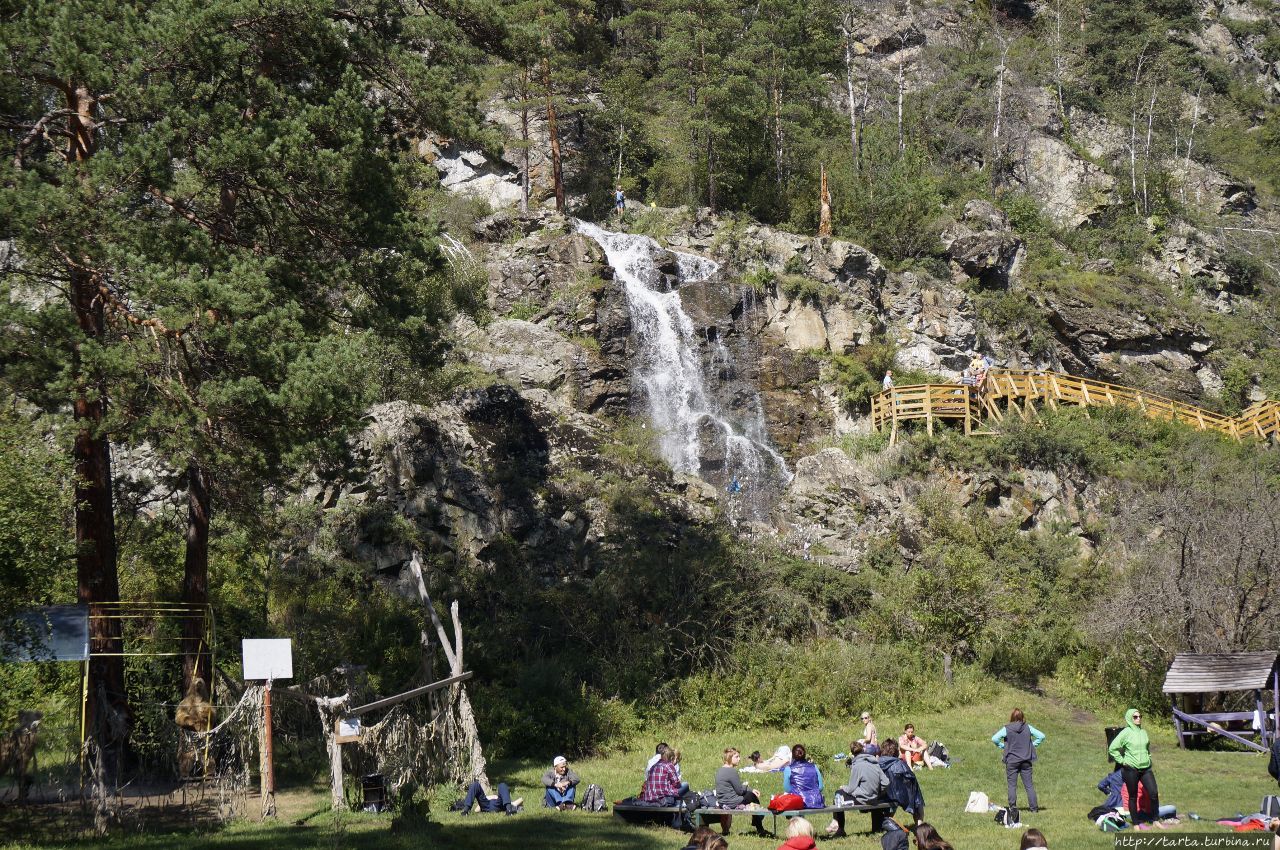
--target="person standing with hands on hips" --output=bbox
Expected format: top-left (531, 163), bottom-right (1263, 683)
top-left (992, 708), bottom-right (1044, 813)
top-left (1108, 708), bottom-right (1159, 826)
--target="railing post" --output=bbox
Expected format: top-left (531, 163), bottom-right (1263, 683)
top-left (925, 386), bottom-right (934, 436)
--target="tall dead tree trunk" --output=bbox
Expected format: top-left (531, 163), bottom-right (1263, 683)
top-left (818, 164), bottom-right (832, 237)
top-left (519, 66), bottom-right (531, 216)
top-left (896, 55), bottom-right (907, 155)
top-left (409, 554), bottom-right (489, 791)
top-left (841, 16), bottom-right (859, 168)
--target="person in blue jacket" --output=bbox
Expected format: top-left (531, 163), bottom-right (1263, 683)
top-left (992, 708), bottom-right (1045, 812)
top-left (782, 744), bottom-right (825, 808)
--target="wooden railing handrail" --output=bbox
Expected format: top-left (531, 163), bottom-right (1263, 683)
top-left (871, 368), bottom-right (1278, 445)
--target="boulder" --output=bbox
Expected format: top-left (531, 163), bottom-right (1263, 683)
top-left (940, 200), bottom-right (1025, 287)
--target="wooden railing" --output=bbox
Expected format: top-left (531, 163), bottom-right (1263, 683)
top-left (871, 369), bottom-right (1280, 445)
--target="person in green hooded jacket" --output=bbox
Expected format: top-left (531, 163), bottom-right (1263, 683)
top-left (1107, 708), bottom-right (1159, 824)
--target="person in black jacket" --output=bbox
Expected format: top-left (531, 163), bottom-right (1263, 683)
top-left (1269, 739), bottom-right (1279, 786)
top-left (878, 739), bottom-right (926, 824)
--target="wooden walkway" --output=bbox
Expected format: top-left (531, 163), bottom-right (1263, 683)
top-left (870, 369), bottom-right (1280, 446)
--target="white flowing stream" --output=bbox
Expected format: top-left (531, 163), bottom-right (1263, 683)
top-left (576, 220), bottom-right (790, 515)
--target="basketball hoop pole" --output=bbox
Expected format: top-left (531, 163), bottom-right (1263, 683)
top-left (261, 677), bottom-right (276, 818)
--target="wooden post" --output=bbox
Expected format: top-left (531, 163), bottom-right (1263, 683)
top-left (261, 680), bottom-right (276, 818)
top-left (925, 387), bottom-right (934, 436)
top-left (1272, 667), bottom-right (1279, 747)
top-left (1255, 689), bottom-right (1267, 748)
top-left (1172, 696), bottom-right (1184, 749)
top-left (330, 729), bottom-right (345, 810)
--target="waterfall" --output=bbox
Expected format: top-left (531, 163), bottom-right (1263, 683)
top-left (576, 220), bottom-right (790, 517)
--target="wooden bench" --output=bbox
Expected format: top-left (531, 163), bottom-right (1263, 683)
top-left (612, 802), bottom-right (685, 828)
top-left (696, 803), bottom-right (894, 837)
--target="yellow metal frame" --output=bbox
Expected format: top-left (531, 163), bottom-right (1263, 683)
top-left (78, 602), bottom-right (216, 769)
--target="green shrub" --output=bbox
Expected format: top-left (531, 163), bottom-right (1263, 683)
top-left (778, 274), bottom-right (834, 304)
top-left (667, 640), bottom-right (990, 732)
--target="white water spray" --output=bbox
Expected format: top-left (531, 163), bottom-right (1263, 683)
top-left (576, 220), bottom-right (790, 512)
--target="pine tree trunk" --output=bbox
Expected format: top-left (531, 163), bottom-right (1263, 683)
top-left (66, 83), bottom-right (128, 767)
top-left (182, 462), bottom-right (212, 693)
top-left (541, 55), bottom-right (564, 213)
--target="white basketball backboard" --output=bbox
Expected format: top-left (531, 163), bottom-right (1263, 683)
top-left (241, 638), bottom-right (293, 681)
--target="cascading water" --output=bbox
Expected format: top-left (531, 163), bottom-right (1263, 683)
top-left (576, 220), bottom-right (790, 518)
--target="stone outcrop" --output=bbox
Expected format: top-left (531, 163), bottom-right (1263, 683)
top-left (1017, 134), bottom-right (1117, 228)
top-left (941, 200), bottom-right (1025, 288)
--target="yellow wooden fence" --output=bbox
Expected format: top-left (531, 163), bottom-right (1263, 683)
top-left (871, 369), bottom-right (1280, 445)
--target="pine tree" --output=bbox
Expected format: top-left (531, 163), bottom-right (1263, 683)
top-left (1, 0), bottom-right (492, 745)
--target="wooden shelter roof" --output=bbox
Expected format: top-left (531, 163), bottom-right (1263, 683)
top-left (1162, 652), bottom-right (1280, 693)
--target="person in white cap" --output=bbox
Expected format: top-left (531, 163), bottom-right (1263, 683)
top-left (542, 755), bottom-right (581, 809)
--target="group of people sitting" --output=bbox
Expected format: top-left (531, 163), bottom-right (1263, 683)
top-left (680, 820), bottom-right (1049, 850)
top-left (678, 818), bottom-right (968, 850)
top-left (450, 755), bottom-right (585, 815)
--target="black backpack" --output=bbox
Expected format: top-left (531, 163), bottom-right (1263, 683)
top-left (580, 783), bottom-right (608, 812)
top-left (996, 805), bottom-right (1020, 827)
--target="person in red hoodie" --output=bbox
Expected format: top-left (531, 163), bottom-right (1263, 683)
top-left (778, 816), bottom-right (817, 850)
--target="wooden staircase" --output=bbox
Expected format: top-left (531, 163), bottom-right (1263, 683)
top-left (870, 369), bottom-right (1280, 446)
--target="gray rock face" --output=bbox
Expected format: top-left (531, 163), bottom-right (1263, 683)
top-left (881, 272), bottom-right (978, 378)
top-left (1039, 291), bottom-right (1213, 400)
top-left (484, 222), bottom-right (632, 415)
top-left (312, 385), bottom-right (713, 580)
top-left (423, 140), bottom-right (523, 209)
top-left (941, 200), bottom-right (1025, 288)
top-left (1017, 134), bottom-right (1117, 228)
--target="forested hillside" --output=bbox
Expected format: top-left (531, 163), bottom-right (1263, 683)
top-left (2, 0), bottom-right (1280, 829)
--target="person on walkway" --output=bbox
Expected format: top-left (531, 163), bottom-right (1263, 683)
top-left (859, 712), bottom-right (879, 746)
top-left (878, 739), bottom-right (925, 824)
top-left (1107, 708), bottom-right (1159, 824)
top-left (614, 187), bottom-right (626, 214)
top-left (716, 747), bottom-right (767, 836)
top-left (781, 744), bottom-right (825, 808)
top-left (883, 370), bottom-right (894, 391)
top-left (899, 724), bottom-right (937, 770)
top-left (993, 708), bottom-right (1045, 813)
top-left (542, 755), bottom-right (581, 809)
top-left (777, 816), bottom-right (816, 850)
top-left (1019, 827), bottom-right (1049, 848)
top-left (457, 778), bottom-right (521, 815)
top-left (828, 741), bottom-right (889, 836)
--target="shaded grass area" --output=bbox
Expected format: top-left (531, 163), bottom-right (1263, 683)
top-left (3, 688), bottom-right (1277, 849)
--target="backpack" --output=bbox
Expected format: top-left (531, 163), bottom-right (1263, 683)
top-left (995, 806), bottom-right (1020, 827)
top-left (580, 783), bottom-right (608, 813)
top-left (1098, 813), bottom-right (1128, 832)
top-left (927, 741), bottom-right (950, 764)
top-left (768, 793), bottom-right (806, 812)
top-left (1262, 795), bottom-right (1280, 818)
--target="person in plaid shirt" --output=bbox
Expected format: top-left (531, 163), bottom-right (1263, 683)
top-left (641, 748), bottom-right (682, 803)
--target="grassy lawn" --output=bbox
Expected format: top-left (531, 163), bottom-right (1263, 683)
top-left (3, 686), bottom-right (1277, 849)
